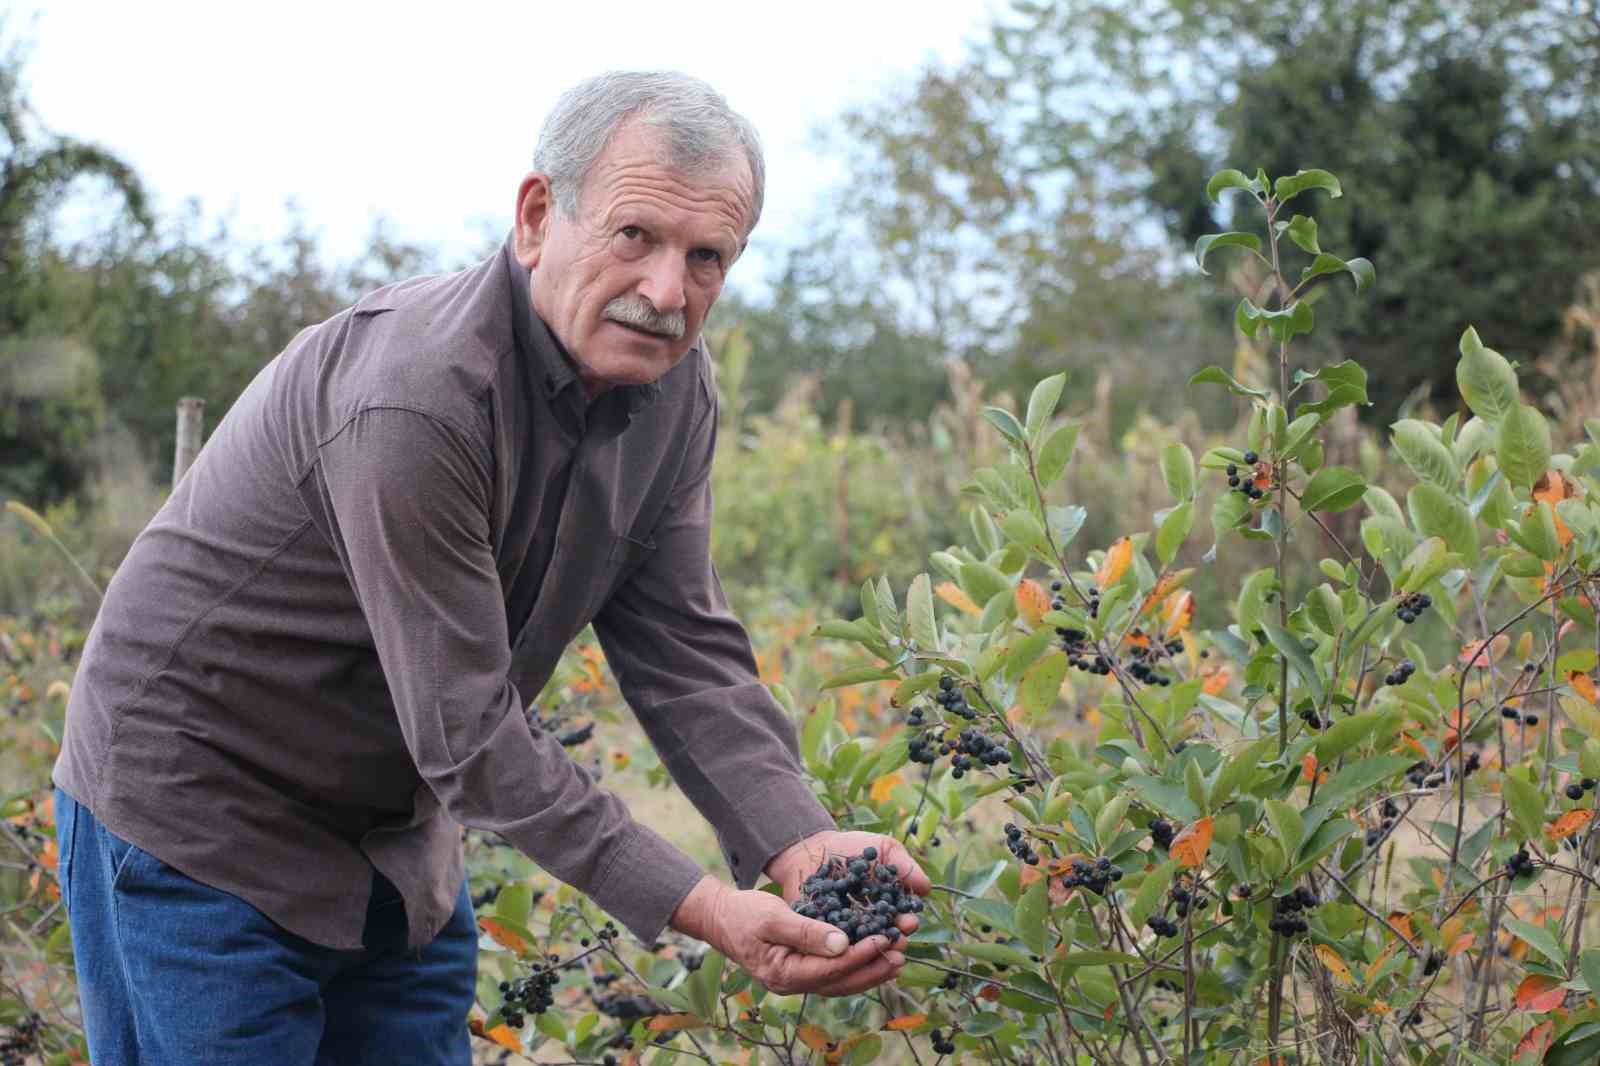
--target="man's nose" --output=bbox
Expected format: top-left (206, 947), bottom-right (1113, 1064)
top-left (636, 251), bottom-right (687, 314)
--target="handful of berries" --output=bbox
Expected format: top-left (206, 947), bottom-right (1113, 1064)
top-left (1062, 855), bottom-right (1124, 895)
top-left (1226, 451), bottom-right (1268, 501)
top-left (791, 848), bottom-right (922, 945)
top-left (1267, 885), bottom-right (1320, 937)
top-left (1384, 658), bottom-right (1416, 686)
top-left (499, 965), bottom-right (560, 1028)
top-left (1396, 592), bottom-right (1432, 624)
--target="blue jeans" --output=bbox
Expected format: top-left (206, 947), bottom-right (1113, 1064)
top-left (54, 787), bottom-right (477, 1065)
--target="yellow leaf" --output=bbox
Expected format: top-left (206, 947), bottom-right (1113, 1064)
top-left (1096, 537), bottom-right (1133, 589)
top-left (1015, 579), bottom-right (1050, 627)
top-left (1315, 944), bottom-right (1353, 985)
top-left (869, 772), bottom-right (904, 805)
top-left (935, 582), bottom-right (980, 615)
top-left (1364, 942), bottom-right (1396, 983)
top-left (1169, 817), bottom-right (1213, 868)
top-left (1163, 590), bottom-right (1195, 637)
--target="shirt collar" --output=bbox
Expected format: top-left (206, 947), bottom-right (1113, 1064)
top-left (501, 233), bottom-right (663, 416)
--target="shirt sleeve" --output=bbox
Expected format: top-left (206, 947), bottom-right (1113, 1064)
top-left (317, 406), bottom-right (706, 943)
top-left (592, 390), bottom-right (836, 890)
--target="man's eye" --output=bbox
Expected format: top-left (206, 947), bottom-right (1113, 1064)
top-left (619, 225), bottom-right (643, 240)
top-left (690, 248), bottom-right (723, 266)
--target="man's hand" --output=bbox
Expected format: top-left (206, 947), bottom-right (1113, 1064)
top-left (765, 830), bottom-right (933, 944)
top-left (669, 877), bottom-right (906, 996)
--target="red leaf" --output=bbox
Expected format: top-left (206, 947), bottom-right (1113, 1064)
top-left (1514, 973), bottom-right (1566, 1013)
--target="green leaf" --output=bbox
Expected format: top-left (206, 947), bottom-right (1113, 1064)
top-left (1184, 757), bottom-right (1210, 815)
top-left (959, 561), bottom-right (1011, 607)
top-left (906, 574), bottom-right (938, 653)
top-left (1408, 483), bottom-right (1478, 562)
top-left (1021, 652), bottom-right (1069, 718)
top-left (1503, 773), bottom-right (1546, 843)
top-left (536, 1011), bottom-right (570, 1044)
top-left (1398, 537), bottom-right (1456, 593)
top-left (1580, 950), bottom-right (1600, 1004)
top-left (495, 884), bottom-right (535, 928)
top-left (820, 665), bottom-right (900, 690)
top-left (1189, 365), bottom-right (1269, 400)
top-left (1455, 327), bottom-right (1519, 425)
top-left (1211, 490), bottom-right (1252, 546)
top-left (801, 701), bottom-right (836, 764)
top-left (1095, 793), bottom-right (1131, 844)
top-left (1058, 950), bottom-right (1142, 967)
top-left (1315, 708), bottom-right (1400, 762)
top-left (1025, 373), bottom-right (1067, 440)
top-left (1237, 298), bottom-right (1315, 342)
top-left (1206, 168), bottom-right (1259, 203)
top-left (1301, 466), bottom-right (1367, 513)
top-left (1496, 404), bottom-right (1552, 490)
top-left (954, 943), bottom-right (1036, 968)
top-left (1391, 420), bottom-right (1459, 491)
top-left (1287, 818), bottom-right (1357, 878)
top-left (1195, 231), bottom-right (1263, 274)
top-left (1311, 755), bottom-right (1414, 813)
top-left (686, 949), bottom-right (726, 1022)
top-left (1001, 510), bottom-right (1051, 557)
top-left (1156, 502), bottom-right (1194, 566)
top-left (983, 406), bottom-right (1027, 444)
top-left (1299, 252), bottom-right (1374, 293)
top-left (1212, 739), bottom-right (1271, 807)
top-left (1273, 169), bottom-right (1341, 204)
top-left (1262, 621), bottom-right (1325, 706)
top-left (1264, 799), bottom-right (1305, 860)
top-left (1130, 859), bottom-right (1178, 928)
top-left (1036, 422), bottom-right (1081, 487)
top-left (1305, 583), bottom-right (1343, 635)
top-left (1294, 361), bottom-right (1369, 419)
top-left (1284, 214), bottom-right (1319, 254)
top-left (1050, 504), bottom-right (1087, 548)
top-left (1503, 918), bottom-right (1566, 968)
top-left (1162, 442), bottom-right (1196, 502)
top-left (1003, 628), bottom-right (1055, 682)
top-left (1015, 876), bottom-right (1048, 956)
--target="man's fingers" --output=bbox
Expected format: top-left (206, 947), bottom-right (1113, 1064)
top-left (764, 909), bottom-right (849, 958)
top-left (879, 837), bottom-right (933, 895)
top-left (814, 950), bottom-right (907, 997)
top-left (763, 934), bottom-right (898, 994)
top-left (895, 913), bottom-right (919, 936)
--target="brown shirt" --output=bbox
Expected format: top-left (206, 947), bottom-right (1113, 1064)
top-left (53, 236), bottom-right (834, 950)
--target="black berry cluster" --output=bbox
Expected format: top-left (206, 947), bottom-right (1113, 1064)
top-left (1501, 704), bottom-right (1541, 727)
top-left (0, 1014), bottom-right (40, 1066)
top-left (1298, 705), bottom-right (1330, 730)
top-left (1505, 846), bottom-right (1536, 879)
top-left (1565, 778), bottom-right (1598, 801)
top-left (932, 674), bottom-right (975, 720)
top-left (908, 726), bottom-right (1011, 778)
top-left (1365, 798), bottom-right (1401, 848)
top-left (1168, 879), bottom-right (1207, 918)
top-left (1149, 818), bottom-right (1176, 850)
top-left (1397, 592), bottom-right (1432, 625)
top-left (499, 965), bottom-right (560, 1028)
top-left (1146, 914), bottom-right (1181, 938)
top-left (929, 1029), bottom-right (958, 1056)
top-left (1384, 659), bottom-right (1416, 686)
top-left (1125, 629), bottom-right (1180, 687)
top-left (1004, 823), bottom-right (1042, 865)
top-left (1226, 452), bottom-right (1268, 501)
top-left (1062, 856), bottom-right (1124, 895)
top-left (1267, 885), bottom-right (1319, 937)
top-left (1422, 949), bottom-right (1445, 977)
top-left (791, 848), bottom-right (922, 944)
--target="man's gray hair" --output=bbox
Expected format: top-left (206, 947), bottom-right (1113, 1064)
top-left (534, 71), bottom-right (765, 237)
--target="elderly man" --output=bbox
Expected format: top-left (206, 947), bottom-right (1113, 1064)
top-left (52, 70), bottom-right (927, 1065)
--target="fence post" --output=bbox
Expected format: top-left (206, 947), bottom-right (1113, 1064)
top-left (173, 396), bottom-right (205, 487)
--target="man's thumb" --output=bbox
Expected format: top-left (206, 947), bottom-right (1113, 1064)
top-left (779, 912), bottom-right (849, 957)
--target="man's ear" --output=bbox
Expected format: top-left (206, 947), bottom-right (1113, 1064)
top-left (513, 172), bottom-right (555, 269)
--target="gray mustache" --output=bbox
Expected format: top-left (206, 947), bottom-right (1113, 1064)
top-left (603, 296), bottom-right (685, 339)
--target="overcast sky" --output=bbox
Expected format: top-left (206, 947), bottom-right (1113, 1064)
top-left (20, 0), bottom-right (999, 289)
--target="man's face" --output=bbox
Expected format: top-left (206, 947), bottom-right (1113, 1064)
top-left (514, 121), bottom-right (753, 398)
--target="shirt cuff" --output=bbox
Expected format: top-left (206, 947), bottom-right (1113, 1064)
top-left (717, 775), bottom-right (836, 890)
top-left (586, 823), bottom-right (708, 945)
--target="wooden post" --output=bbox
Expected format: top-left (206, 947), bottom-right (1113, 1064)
top-left (173, 396), bottom-right (205, 487)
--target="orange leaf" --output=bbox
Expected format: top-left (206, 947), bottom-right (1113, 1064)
top-left (869, 772), bottom-right (904, 805)
top-left (1545, 808), bottom-right (1593, 841)
top-left (1459, 634), bottom-right (1509, 668)
top-left (469, 1018), bottom-right (524, 1052)
top-left (1387, 912), bottom-right (1416, 943)
top-left (1516, 1019), bottom-right (1555, 1060)
top-left (1534, 471), bottom-right (1578, 504)
top-left (795, 1024), bottom-right (834, 1051)
top-left (1016, 580), bottom-right (1050, 627)
top-left (1364, 941), bottom-right (1396, 983)
top-left (1123, 629), bottom-right (1153, 650)
top-left (1096, 537), bottom-right (1133, 589)
top-left (1570, 671), bottom-right (1599, 705)
top-left (1301, 753), bottom-right (1329, 785)
top-left (978, 983), bottom-right (1003, 1001)
top-left (936, 582), bottom-right (980, 615)
top-left (1019, 862), bottom-right (1044, 887)
top-left (611, 750), bottom-right (631, 770)
top-left (883, 1015), bottom-right (927, 1032)
top-left (1515, 973), bottom-right (1566, 1013)
top-left (824, 1034), bottom-right (870, 1065)
top-left (649, 1014), bottom-right (710, 1032)
top-left (1315, 944), bottom-right (1353, 985)
top-left (1163, 590), bottom-right (1195, 637)
top-left (1447, 932), bottom-right (1476, 957)
top-left (476, 917), bottom-right (531, 955)
top-left (1169, 817), bottom-right (1214, 868)
top-left (1202, 668), bottom-right (1231, 696)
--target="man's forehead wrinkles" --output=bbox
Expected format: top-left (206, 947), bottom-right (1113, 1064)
top-left (598, 179), bottom-right (749, 240)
